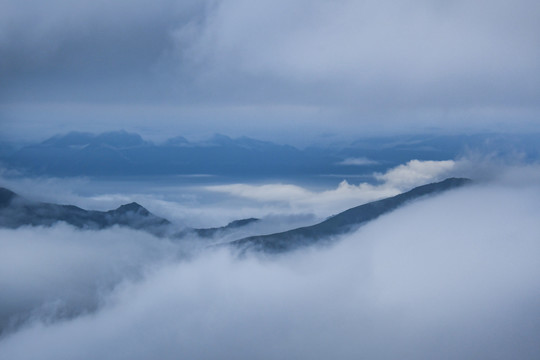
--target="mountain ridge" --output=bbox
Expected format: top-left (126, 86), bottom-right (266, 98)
top-left (230, 177), bottom-right (472, 253)
top-left (0, 188), bottom-right (170, 235)
top-left (0, 188), bottom-right (263, 239)
top-left (2, 131), bottom-right (320, 176)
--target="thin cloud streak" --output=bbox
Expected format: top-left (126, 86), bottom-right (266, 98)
top-left (337, 157), bottom-right (378, 166)
top-left (207, 159), bottom-right (457, 216)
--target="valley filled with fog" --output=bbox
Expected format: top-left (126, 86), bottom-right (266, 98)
top-left (1, 155), bottom-right (540, 359)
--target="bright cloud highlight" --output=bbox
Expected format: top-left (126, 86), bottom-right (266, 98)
top-left (207, 159), bottom-right (457, 217)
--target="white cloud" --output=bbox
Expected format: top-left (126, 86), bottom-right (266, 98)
top-left (206, 183), bottom-right (311, 203)
top-left (337, 157), bottom-right (378, 166)
top-left (374, 159), bottom-right (456, 189)
top-left (207, 159), bottom-right (457, 217)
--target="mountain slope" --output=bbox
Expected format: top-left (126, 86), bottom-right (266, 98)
top-left (0, 188), bottom-right (171, 236)
top-left (177, 218), bottom-right (260, 238)
top-left (0, 188), bottom-right (262, 238)
top-left (231, 178), bottom-right (471, 253)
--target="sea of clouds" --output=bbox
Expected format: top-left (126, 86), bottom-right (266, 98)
top-left (1, 159), bottom-right (540, 359)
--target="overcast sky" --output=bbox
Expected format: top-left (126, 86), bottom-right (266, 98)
top-left (1, 0), bottom-right (539, 143)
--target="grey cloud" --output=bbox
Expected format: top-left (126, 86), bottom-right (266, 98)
top-left (1, 0), bottom-right (538, 123)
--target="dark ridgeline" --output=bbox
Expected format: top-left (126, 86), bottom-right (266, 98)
top-left (0, 178), bottom-right (471, 252)
top-left (0, 187), bottom-right (259, 238)
top-left (190, 218), bottom-right (260, 238)
top-left (231, 178), bottom-right (471, 253)
top-left (0, 187), bottom-right (171, 236)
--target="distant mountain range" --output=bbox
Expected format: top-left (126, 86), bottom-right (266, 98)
top-left (0, 131), bottom-right (320, 177)
top-left (2, 130), bottom-right (536, 177)
top-left (0, 178), bottom-right (471, 252)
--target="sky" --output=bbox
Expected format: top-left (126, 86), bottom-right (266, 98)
top-left (1, 0), bottom-right (540, 143)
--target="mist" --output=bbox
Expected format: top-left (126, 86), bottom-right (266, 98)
top-left (0, 158), bottom-right (462, 228)
top-left (0, 225), bottom-right (179, 333)
top-left (1, 169), bottom-right (539, 359)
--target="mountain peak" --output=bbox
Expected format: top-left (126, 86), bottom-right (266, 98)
top-left (114, 202), bottom-right (150, 215)
top-left (164, 136), bottom-right (190, 146)
top-left (207, 134), bottom-right (235, 146)
top-left (93, 131), bottom-right (146, 148)
top-left (0, 187), bottom-right (17, 207)
top-left (0, 192), bottom-right (171, 233)
top-left (42, 132), bottom-right (95, 147)
top-left (41, 131), bottom-right (147, 149)
top-left (226, 218), bottom-right (260, 228)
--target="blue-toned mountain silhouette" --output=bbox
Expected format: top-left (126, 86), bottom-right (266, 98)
top-left (2, 131), bottom-right (315, 176)
top-left (177, 218), bottom-right (260, 239)
top-left (0, 187), bottom-right (261, 238)
top-left (4, 131), bottom-right (535, 177)
top-left (0, 187), bottom-right (170, 236)
top-left (231, 177), bottom-right (471, 253)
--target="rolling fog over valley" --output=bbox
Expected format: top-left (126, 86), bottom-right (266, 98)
top-left (2, 142), bottom-right (540, 358)
top-left (1, 0), bottom-right (540, 358)
top-left (1, 164), bottom-right (540, 359)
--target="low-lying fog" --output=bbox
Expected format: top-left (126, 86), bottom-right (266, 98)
top-left (1, 159), bottom-right (540, 359)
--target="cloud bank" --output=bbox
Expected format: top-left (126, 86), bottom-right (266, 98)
top-left (207, 159), bottom-right (458, 217)
top-left (1, 178), bottom-right (539, 359)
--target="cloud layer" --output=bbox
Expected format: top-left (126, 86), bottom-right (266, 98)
top-left (1, 179), bottom-right (540, 359)
top-left (207, 159), bottom-right (458, 217)
top-left (1, 0), bottom-right (539, 141)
